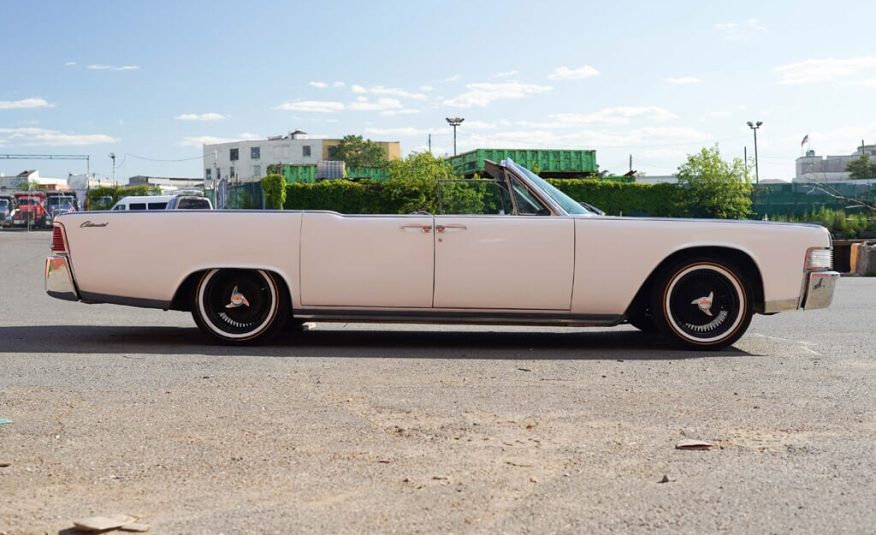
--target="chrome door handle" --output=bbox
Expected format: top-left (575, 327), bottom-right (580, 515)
top-left (400, 224), bottom-right (432, 233)
top-left (436, 224), bottom-right (467, 233)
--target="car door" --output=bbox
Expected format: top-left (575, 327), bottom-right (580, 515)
top-left (432, 174), bottom-right (575, 310)
top-left (299, 212), bottom-right (435, 308)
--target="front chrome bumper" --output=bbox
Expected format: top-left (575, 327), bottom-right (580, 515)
top-left (45, 254), bottom-right (79, 301)
top-left (801, 270), bottom-right (839, 310)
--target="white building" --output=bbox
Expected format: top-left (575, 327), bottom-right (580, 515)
top-left (0, 170), bottom-right (67, 191)
top-left (202, 130), bottom-right (401, 183)
top-left (795, 143), bottom-right (876, 183)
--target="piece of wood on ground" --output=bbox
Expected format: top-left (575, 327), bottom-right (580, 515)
top-left (675, 438), bottom-right (717, 450)
top-left (72, 514), bottom-right (137, 532)
top-left (119, 522), bottom-right (151, 532)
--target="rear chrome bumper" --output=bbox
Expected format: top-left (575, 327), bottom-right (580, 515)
top-left (45, 254), bottom-right (79, 301)
top-left (801, 270), bottom-right (839, 310)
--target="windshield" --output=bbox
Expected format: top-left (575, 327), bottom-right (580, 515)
top-left (0, 200), bottom-right (7, 209)
top-left (48, 197), bottom-right (74, 207)
top-left (507, 161), bottom-right (590, 215)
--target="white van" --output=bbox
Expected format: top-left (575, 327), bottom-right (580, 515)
top-left (110, 195), bottom-right (174, 211)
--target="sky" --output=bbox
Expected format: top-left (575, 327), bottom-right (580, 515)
top-left (2, 0), bottom-right (876, 182)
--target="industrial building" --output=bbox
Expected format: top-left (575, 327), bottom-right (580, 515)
top-left (202, 130), bottom-right (401, 183)
top-left (795, 143), bottom-right (876, 182)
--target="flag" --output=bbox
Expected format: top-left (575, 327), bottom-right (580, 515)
top-left (801, 134), bottom-right (809, 146)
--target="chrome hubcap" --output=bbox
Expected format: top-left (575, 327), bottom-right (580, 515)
top-left (225, 286), bottom-right (250, 309)
top-left (690, 291), bottom-right (714, 317)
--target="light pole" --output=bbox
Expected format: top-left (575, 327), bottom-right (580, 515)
top-left (108, 152), bottom-right (116, 184)
top-left (445, 117), bottom-right (464, 156)
top-left (746, 121), bottom-right (762, 184)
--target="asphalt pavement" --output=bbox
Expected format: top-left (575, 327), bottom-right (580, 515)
top-left (0, 229), bottom-right (874, 534)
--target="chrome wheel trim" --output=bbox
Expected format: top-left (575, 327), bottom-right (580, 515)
top-left (663, 263), bottom-right (746, 344)
top-left (197, 269), bottom-right (279, 340)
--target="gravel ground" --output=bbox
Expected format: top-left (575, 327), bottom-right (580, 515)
top-left (0, 230), bottom-right (874, 534)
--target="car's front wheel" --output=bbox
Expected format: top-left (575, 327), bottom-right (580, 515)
top-left (651, 258), bottom-right (753, 350)
top-left (191, 268), bottom-right (288, 344)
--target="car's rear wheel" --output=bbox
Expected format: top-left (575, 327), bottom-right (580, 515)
top-left (192, 268), bottom-right (288, 344)
top-left (651, 258), bottom-right (753, 350)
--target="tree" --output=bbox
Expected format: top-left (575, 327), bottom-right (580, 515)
top-left (676, 146), bottom-right (752, 219)
top-left (846, 154), bottom-right (876, 179)
top-left (384, 151), bottom-right (459, 213)
top-left (261, 174), bottom-right (286, 209)
top-left (331, 135), bottom-right (387, 168)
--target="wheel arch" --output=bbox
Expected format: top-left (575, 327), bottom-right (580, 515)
top-left (624, 246), bottom-right (765, 319)
top-left (170, 267), bottom-right (294, 312)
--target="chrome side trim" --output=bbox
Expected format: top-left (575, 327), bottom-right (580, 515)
top-left (45, 255), bottom-right (79, 301)
top-left (293, 308), bottom-right (623, 327)
top-left (802, 271), bottom-right (840, 310)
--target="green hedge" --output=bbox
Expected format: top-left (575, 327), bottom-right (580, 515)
top-left (285, 179), bottom-right (683, 216)
top-left (548, 179), bottom-right (686, 216)
top-left (285, 179), bottom-right (686, 216)
top-left (284, 180), bottom-right (399, 213)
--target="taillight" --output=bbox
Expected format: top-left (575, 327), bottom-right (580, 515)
top-left (52, 225), bottom-right (67, 253)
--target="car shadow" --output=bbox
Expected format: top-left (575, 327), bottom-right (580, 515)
top-left (0, 324), bottom-right (754, 360)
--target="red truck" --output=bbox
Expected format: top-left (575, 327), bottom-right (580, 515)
top-left (11, 191), bottom-right (48, 228)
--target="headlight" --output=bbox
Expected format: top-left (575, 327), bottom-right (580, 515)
top-left (805, 247), bottom-right (833, 271)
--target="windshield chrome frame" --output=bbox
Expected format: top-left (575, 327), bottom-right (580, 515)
top-left (500, 158), bottom-right (568, 216)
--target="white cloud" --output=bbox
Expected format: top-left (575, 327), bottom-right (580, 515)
top-left (175, 112), bottom-right (227, 121)
top-left (0, 127), bottom-right (115, 146)
top-left (715, 18), bottom-right (765, 40)
top-left (548, 65), bottom-right (600, 80)
top-left (87, 64), bottom-right (140, 71)
top-left (380, 108), bottom-right (421, 116)
top-left (0, 98), bottom-right (54, 110)
top-left (443, 74), bottom-right (462, 82)
top-left (664, 76), bottom-right (702, 85)
top-left (350, 85), bottom-right (428, 100)
top-left (524, 106), bottom-right (677, 127)
top-left (275, 100), bottom-right (346, 113)
top-left (64, 61), bottom-right (76, 67)
top-left (443, 81), bottom-right (552, 108)
top-left (706, 111), bottom-right (732, 118)
top-left (419, 85), bottom-right (434, 92)
top-left (348, 97), bottom-right (403, 111)
top-left (333, 81), bottom-right (345, 87)
top-left (493, 70), bottom-right (520, 78)
top-left (309, 81), bottom-right (329, 88)
top-left (773, 56), bottom-right (876, 85)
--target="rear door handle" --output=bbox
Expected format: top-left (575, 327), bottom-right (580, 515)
top-left (400, 224), bottom-right (432, 233)
top-left (436, 224), bottom-right (467, 233)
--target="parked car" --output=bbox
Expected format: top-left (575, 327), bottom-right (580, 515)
top-left (45, 159), bottom-right (838, 349)
top-left (0, 194), bottom-right (15, 227)
top-left (12, 192), bottom-right (48, 228)
top-left (110, 195), bottom-right (174, 211)
top-left (46, 193), bottom-right (78, 225)
top-left (165, 195), bottom-right (212, 210)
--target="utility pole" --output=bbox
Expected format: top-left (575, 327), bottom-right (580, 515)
top-left (428, 134), bottom-right (432, 154)
top-left (108, 152), bottom-right (116, 184)
top-left (746, 121), bottom-right (762, 184)
top-left (744, 146), bottom-right (748, 174)
top-left (445, 117), bottom-right (464, 156)
top-left (628, 154), bottom-right (632, 173)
